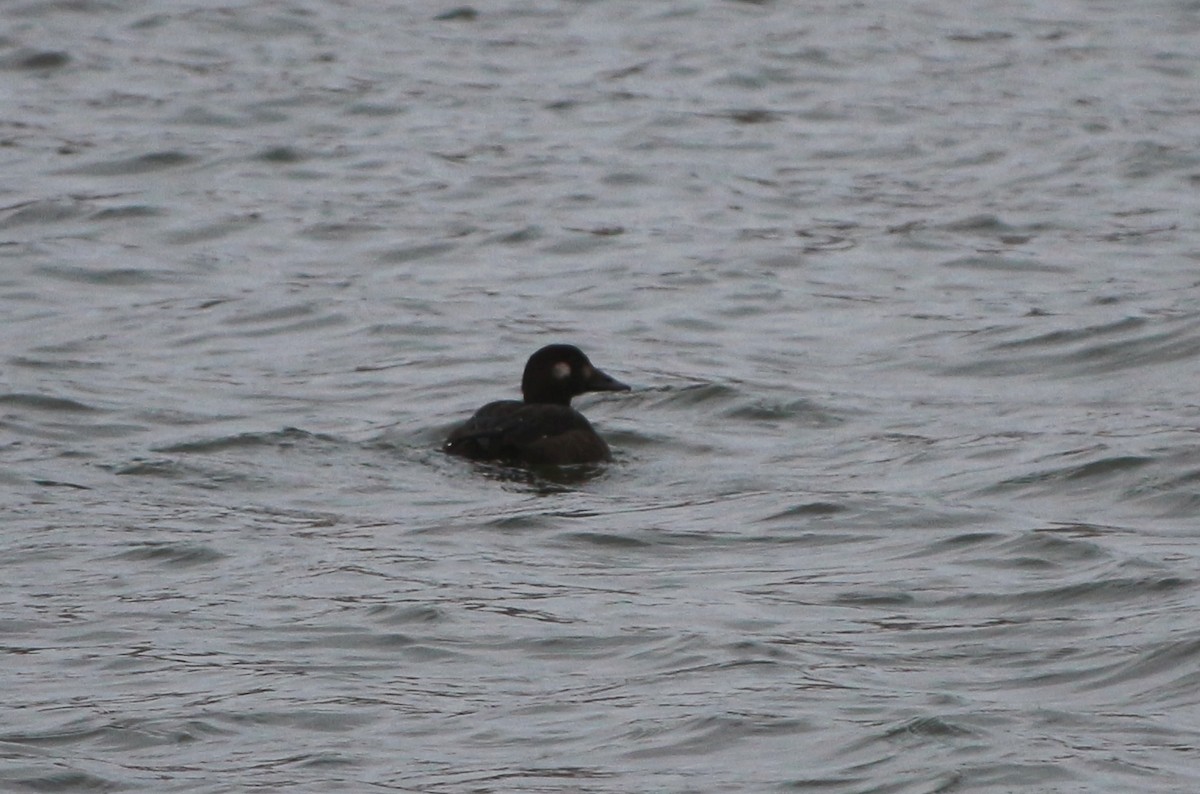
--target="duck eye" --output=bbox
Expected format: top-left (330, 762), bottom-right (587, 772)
top-left (552, 362), bottom-right (571, 379)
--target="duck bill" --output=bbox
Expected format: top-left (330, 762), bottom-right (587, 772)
top-left (585, 367), bottom-right (631, 393)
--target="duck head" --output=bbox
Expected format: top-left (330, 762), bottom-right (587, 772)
top-left (521, 344), bottom-right (630, 406)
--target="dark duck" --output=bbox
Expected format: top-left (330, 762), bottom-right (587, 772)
top-left (443, 344), bottom-right (630, 465)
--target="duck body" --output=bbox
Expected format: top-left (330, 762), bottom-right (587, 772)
top-left (443, 400), bottom-right (613, 465)
top-left (443, 344), bottom-right (629, 465)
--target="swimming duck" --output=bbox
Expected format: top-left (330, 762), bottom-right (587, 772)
top-left (443, 344), bottom-right (630, 465)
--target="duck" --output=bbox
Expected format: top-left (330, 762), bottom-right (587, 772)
top-left (443, 344), bottom-right (630, 465)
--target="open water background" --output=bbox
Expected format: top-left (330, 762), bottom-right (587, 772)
top-left (4, 1), bottom-right (1200, 791)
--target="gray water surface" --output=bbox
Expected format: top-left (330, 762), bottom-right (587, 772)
top-left (4, 2), bottom-right (1200, 792)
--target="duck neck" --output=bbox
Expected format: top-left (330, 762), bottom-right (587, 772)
top-left (522, 390), bottom-right (573, 406)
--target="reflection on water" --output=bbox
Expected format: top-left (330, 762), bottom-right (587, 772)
top-left (452, 457), bottom-right (615, 493)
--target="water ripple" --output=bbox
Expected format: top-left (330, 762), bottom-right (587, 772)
top-left (3, 1), bottom-right (1199, 792)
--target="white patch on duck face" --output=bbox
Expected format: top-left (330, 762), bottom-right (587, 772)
top-left (552, 361), bottom-right (572, 380)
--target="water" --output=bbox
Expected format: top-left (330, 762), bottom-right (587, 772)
top-left (4, 1), bottom-right (1200, 791)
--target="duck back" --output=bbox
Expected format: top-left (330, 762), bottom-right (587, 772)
top-left (443, 400), bottom-right (612, 465)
